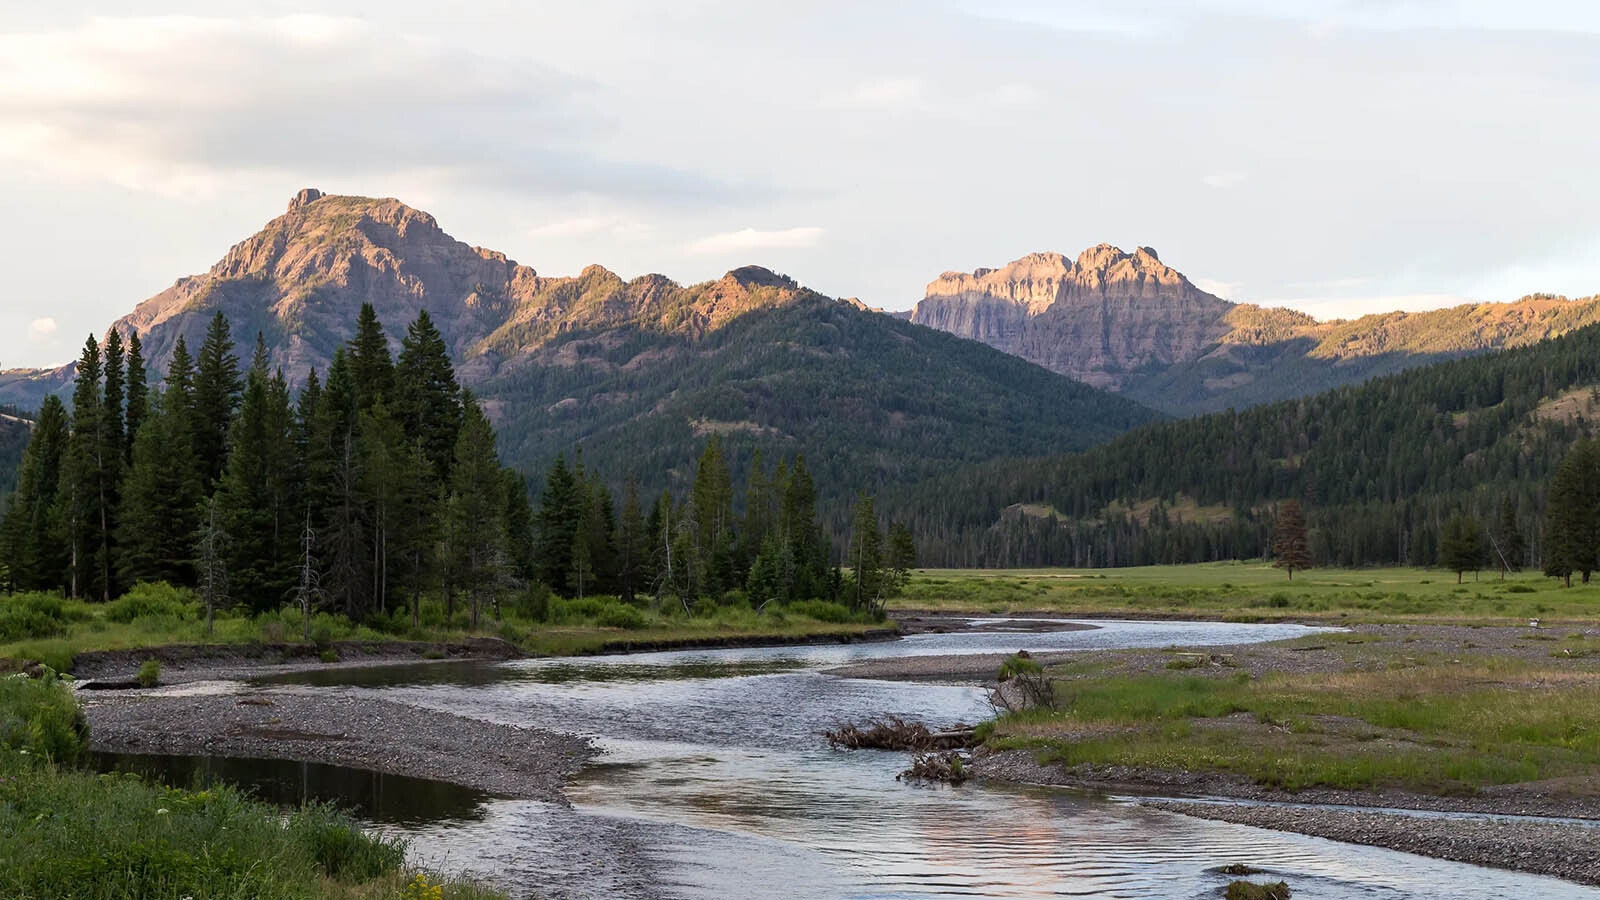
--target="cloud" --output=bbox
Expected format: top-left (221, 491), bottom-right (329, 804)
top-left (1192, 278), bottom-right (1243, 299)
top-left (687, 226), bottom-right (824, 255)
top-left (1201, 172), bottom-right (1248, 189)
top-left (829, 77), bottom-right (926, 110)
top-left (986, 83), bottom-right (1044, 107)
top-left (528, 215), bottom-right (654, 240)
top-left (28, 317), bottom-right (56, 341)
top-left (0, 15), bottom-right (748, 205)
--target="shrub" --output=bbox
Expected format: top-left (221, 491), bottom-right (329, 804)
top-left (786, 599), bottom-right (853, 624)
top-left (104, 582), bottom-right (197, 624)
top-left (510, 584), bottom-right (552, 622)
top-left (0, 593), bottom-right (69, 643)
top-left (289, 804), bottom-right (405, 880)
top-left (5, 640), bottom-right (75, 674)
top-left (0, 670), bottom-right (89, 763)
top-left (1226, 881), bottom-right (1290, 900)
top-left (136, 659), bottom-right (161, 688)
top-left (596, 602), bottom-right (647, 630)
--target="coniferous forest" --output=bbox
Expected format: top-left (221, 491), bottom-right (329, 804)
top-left (0, 306), bottom-right (913, 628)
top-left (890, 322), bottom-right (1600, 571)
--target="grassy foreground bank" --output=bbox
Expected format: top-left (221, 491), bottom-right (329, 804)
top-left (901, 563), bottom-right (1597, 624)
top-left (0, 672), bottom-right (502, 900)
top-left (0, 582), bottom-right (885, 671)
top-left (983, 625), bottom-right (1600, 799)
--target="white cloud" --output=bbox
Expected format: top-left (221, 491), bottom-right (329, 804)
top-left (0, 15), bottom-right (741, 203)
top-left (28, 317), bottom-right (57, 341)
top-left (1201, 172), bottom-right (1248, 189)
top-left (687, 227), bottom-right (824, 255)
top-left (528, 215), bottom-right (654, 240)
top-left (829, 77), bottom-right (925, 110)
top-left (986, 83), bottom-right (1043, 107)
top-left (1193, 278), bottom-right (1243, 299)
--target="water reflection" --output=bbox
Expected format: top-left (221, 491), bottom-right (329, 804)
top-left (90, 751), bottom-right (491, 827)
top-left (162, 619), bottom-right (1600, 898)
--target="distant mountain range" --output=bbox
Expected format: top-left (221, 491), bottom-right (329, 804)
top-left (912, 245), bottom-right (1600, 415)
top-left (0, 190), bottom-right (1157, 513)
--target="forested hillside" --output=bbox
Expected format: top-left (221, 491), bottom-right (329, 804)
top-left (894, 323), bottom-right (1600, 569)
top-left (483, 294), bottom-right (1156, 522)
top-left (0, 408), bottom-right (32, 503)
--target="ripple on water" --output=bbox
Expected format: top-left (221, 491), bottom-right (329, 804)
top-left (261, 620), bottom-right (1600, 899)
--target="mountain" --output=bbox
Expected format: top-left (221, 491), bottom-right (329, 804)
top-left (891, 322), bottom-right (1600, 569)
top-left (0, 190), bottom-right (1158, 515)
top-left (912, 245), bottom-right (1600, 415)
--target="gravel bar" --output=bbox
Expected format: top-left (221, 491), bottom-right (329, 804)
top-left (83, 687), bottom-right (593, 802)
top-left (1148, 800), bottom-right (1600, 886)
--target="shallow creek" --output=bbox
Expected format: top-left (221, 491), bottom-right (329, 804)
top-left (107, 620), bottom-right (1600, 899)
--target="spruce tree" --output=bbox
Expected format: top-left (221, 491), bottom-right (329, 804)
top-left (357, 400), bottom-right (407, 615)
top-left (535, 455), bottom-right (579, 591)
top-left (1439, 513), bottom-right (1484, 584)
top-left (349, 303), bottom-right (395, 412)
top-left (1271, 500), bottom-right (1311, 580)
top-left (615, 476), bottom-right (647, 603)
top-left (847, 494), bottom-right (884, 612)
top-left (449, 399), bottom-right (508, 629)
top-left (1544, 440), bottom-right (1600, 587)
top-left (887, 522), bottom-right (918, 593)
top-left (118, 391), bottom-right (203, 587)
top-left (213, 347), bottom-right (299, 612)
top-left (0, 396), bottom-right (69, 591)
top-left (64, 335), bottom-right (107, 600)
top-left (124, 330), bottom-right (148, 454)
top-left (395, 310), bottom-right (462, 480)
top-left (193, 312), bottom-right (242, 488)
top-left (1492, 497), bottom-right (1525, 577)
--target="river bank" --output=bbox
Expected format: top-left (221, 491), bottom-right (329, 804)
top-left (926, 620), bottom-right (1600, 886)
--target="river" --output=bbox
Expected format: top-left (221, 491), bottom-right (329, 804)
top-left (102, 619), bottom-right (1600, 899)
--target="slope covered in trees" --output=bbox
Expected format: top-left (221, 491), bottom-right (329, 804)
top-left (894, 323), bottom-right (1600, 569)
top-left (484, 294), bottom-right (1157, 521)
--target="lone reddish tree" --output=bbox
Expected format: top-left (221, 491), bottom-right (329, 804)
top-left (1272, 500), bottom-right (1311, 580)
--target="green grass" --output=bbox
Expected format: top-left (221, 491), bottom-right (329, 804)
top-left (899, 563), bottom-right (1596, 624)
top-left (0, 583), bottom-right (888, 670)
top-left (990, 655), bottom-right (1600, 794)
top-left (0, 674), bottom-right (503, 900)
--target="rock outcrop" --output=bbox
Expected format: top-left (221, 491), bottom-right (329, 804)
top-left (912, 245), bottom-right (1600, 413)
top-left (913, 245), bottom-right (1234, 390)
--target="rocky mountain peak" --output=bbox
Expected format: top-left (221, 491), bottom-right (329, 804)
top-left (723, 266), bottom-right (797, 290)
top-left (287, 187), bottom-right (325, 212)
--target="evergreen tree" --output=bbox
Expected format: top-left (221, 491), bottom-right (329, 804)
top-left (780, 457), bottom-right (827, 599)
top-left (349, 303), bottom-right (395, 412)
top-left (124, 330), bottom-right (148, 454)
top-left (1544, 440), bottom-right (1600, 587)
top-left (0, 397), bottom-right (69, 591)
top-left (63, 335), bottom-right (108, 600)
top-left (689, 437), bottom-right (733, 595)
top-left (502, 471), bottom-right (537, 583)
top-left (117, 391), bottom-right (203, 587)
top-left (102, 330), bottom-right (127, 463)
top-left (847, 494), bottom-right (884, 612)
top-left (535, 455), bottom-right (580, 591)
top-left (213, 346), bottom-right (299, 612)
top-left (886, 521), bottom-right (918, 593)
top-left (395, 310), bottom-right (462, 480)
top-left (615, 477), bottom-right (648, 603)
top-left (449, 399), bottom-right (509, 629)
top-left (1439, 513), bottom-right (1484, 584)
top-left (357, 401), bottom-right (406, 615)
top-left (193, 312), bottom-right (242, 488)
top-left (1271, 500), bottom-right (1311, 580)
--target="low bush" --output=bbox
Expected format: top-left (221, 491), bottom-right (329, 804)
top-left (0, 670), bottom-right (89, 763)
top-left (0, 592), bottom-right (70, 643)
top-left (103, 582), bottom-right (197, 624)
top-left (136, 659), bottom-right (161, 688)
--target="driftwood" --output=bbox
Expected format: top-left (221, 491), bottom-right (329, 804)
top-left (898, 751), bottom-right (970, 784)
top-left (824, 716), bottom-right (977, 752)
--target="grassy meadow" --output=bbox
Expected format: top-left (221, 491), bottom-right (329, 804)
top-left (899, 562), bottom-right (1598, 624)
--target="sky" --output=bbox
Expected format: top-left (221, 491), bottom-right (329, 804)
top-left (3, 0), bottom-right (1600, 367)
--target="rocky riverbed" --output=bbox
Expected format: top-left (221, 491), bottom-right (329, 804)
top-left (83, 686), bottom-right (593, 802)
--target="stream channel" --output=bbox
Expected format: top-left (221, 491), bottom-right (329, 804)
top-left (101, 619), bottom-right (1600, 899)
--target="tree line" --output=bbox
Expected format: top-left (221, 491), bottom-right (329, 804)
top-left (891, 322), bottom-right (1600, 570)
top-left (0, 306), bottom-right (917, 624)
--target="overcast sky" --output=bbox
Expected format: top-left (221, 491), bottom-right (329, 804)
top-left (4, 1), bottom-right (1600, 367)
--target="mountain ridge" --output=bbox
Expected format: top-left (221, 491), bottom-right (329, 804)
top-left (911, 246), bottom-right (1600, 414)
